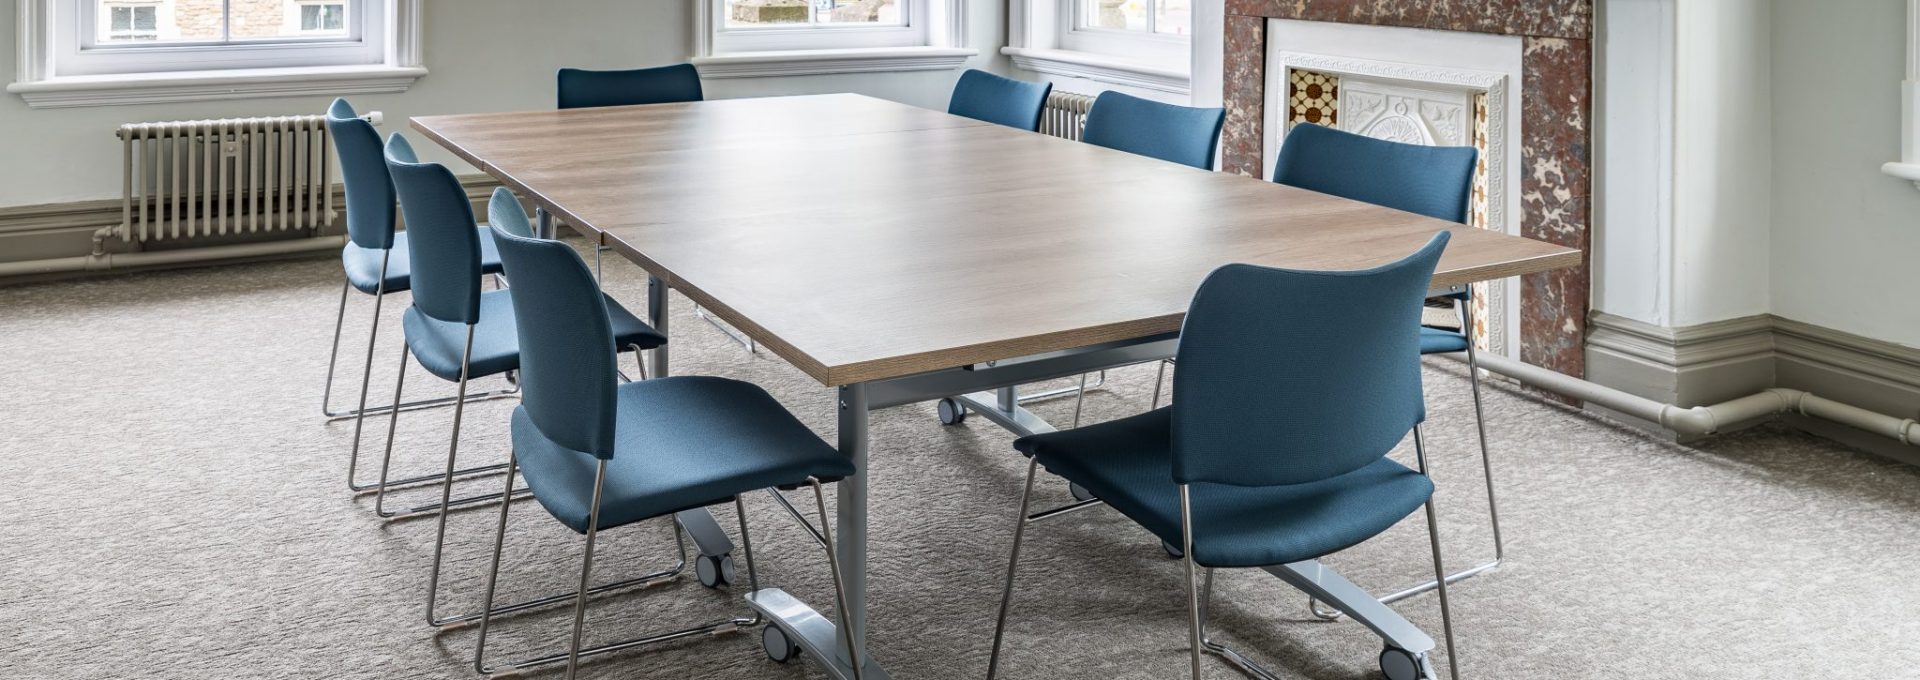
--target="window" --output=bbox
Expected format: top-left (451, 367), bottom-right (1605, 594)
top-left (11, 0), bottom-right (424, 108)
top-left (694, 0), bottom-right (973, 78)
top-left (1077, 0), bottom-right (1189, 36)
top-left (105, 3), bottom-right (159, 41)
top-left (299, 2), bottom-right (347, 34)
top-left (1001, 0), bottom-right (1193, 94)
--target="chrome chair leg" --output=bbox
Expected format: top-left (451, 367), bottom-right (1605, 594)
top-left (1311, 299), bottom-right (1505, 620)
top-left (473, 450), bottom-right (521, 675)
top-left (1180, 485), bottom-right (1204, 680)
top-left (1019, 370), bottom-right (1108, 406)
top-left (1194, 570), bottom-right (1285, 680)
top-left (810, 478), bottom-right (865, 680)
top-left (695, 304), bottom-right (759, 354)
top-left (1414, 425), bottom-right (1464, 680)
top-left (1151, 359), bottom-right (1170, 409)
top-left (344, 258), bottom-right (390, 488)
top-left (562, 460), bottom-right (611, 680)
top-left (320, 281), bottom-right (352, 417)
top-left (987, 458), bottom-right (1042, 680)
top-left (1070, 373), bottom-right (1090, 428)
top-left (373, 333), bottom-right (532, 519)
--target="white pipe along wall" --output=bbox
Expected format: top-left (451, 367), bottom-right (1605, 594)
top-left (1457, 352), bottom-right (1920, 447)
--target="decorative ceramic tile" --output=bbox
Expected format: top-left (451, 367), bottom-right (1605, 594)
top-left (1287, 69), bottom-right (1339, 126)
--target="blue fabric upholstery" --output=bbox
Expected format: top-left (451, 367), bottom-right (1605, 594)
top-left (557, 64), bottom-right (703, 110)
top-left (1419, 326), bottom-right (1470, 354)
top-left (1271, 123), bottom-right (1478, 224)
top-left (487, 187), bottom-right (535, 239)
top-left (1014, 409), bottom-right (1433, 568)
top-left (385, 133), bottom-right (485, 324)
top-left (1010, 233), bottom-right (1449, 569)
top-left (947, 69), bottom-right (1052, 131)
top-left (1082, 91), bottom-right (1226, 170)
top-left (326, 99), bottom-right (398, 250)
top-left (1171, 233), bottom-right (1448, 486)
top-left (489, 228), bottom-right (851, 534)
top-left (400, 289), bottom-right (665, 383)
top-left (513, 377), bottom-right (855, 533)
top-left (341, 229), bottom-right (503, 295)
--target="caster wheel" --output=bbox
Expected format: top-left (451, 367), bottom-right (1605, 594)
top-left (762, 625), bottom-right (802, 663)
top-left (1379, 646), bottom-right (1424, 680)
top-left (937, 397), bottom-right (968, 425)
top-left (1069, 482), bottom-right (1096, 502)
top-left (696, 553), bottom-right (736, 589)
top-left (1162, 540), bottom-right (1184, 559)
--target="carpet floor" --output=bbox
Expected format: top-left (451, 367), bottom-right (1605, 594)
top-left (2, 250), bottom-right (1917, 680)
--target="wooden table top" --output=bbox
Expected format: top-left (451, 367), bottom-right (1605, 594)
top-left (414, 94), bottom-right (1581, 387)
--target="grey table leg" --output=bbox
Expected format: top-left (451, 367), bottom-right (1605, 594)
top-left (836, 383), bottom-right (871, 665)
top-left (1265, 560), bottom-right (1435, 656)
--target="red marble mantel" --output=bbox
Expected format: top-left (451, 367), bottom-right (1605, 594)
top-left (1223, 0), bottom-right (1593, 379)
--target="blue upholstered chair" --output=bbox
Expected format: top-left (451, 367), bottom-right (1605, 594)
top-left (1265, 123), bottom-right (1500, 617)
top-left (1082, 91), bottom-right (1226, 170)
top-left (557, 63), bottom-right (704, 110)
top-left (948, 69), bottom-right (1052, 131)
top-left (471, 225), bottom-right (862, 679)
top-left (323, 98), bottom-right (515, 495)
top-left (987, 233), bottom-right (1464, 680)
top-left (372, 133), bottom-right (669, 624)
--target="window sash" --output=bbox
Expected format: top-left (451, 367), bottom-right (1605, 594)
top-left (56, 0), bottom-right (385, 76)
top-left (710, 0), bottom-right (928, 53)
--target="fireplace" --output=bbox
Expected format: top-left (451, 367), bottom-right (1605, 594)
top-left (1220, 1), bottom-right (1592, 378)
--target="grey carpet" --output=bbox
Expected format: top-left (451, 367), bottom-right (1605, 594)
top-left (2, 249), bottom-right (1917, 679)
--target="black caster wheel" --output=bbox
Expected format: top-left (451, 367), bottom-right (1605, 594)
top-left (1379, 646), bottom-right (1424, 680)
top-left (1163, 540), bottom-right (1184, 559)
top-left (762, 624), bottom-right (802, 663)
top-left (696, 553), bottom-right (736, 589)
top-left (937, 397), bottom-right (968, 425)
top-left (1069, 482), bottom-right (1096, 502)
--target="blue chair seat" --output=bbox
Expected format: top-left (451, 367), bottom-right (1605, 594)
top-left (512, 376), bottom-right (856, 533)
top-left (1419, 326), bottom-right (1470, 355)
top-left (343, 227), bottom-right (505, 295)
top-left (401, 289), bottom-right (664, 382)
top-left (1014, 408), bottom-right (1434, 568)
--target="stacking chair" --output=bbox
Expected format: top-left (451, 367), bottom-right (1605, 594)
top-left (947, 69), bottom-right (1052, 131)
top-left (323, 98), bottom-right (514, 497)
top-left (472, 224), bottom-right (862, 679)
top-left (988, 233), bottom-right (1463, 680)
top-left (1265, 122), bottom-right (1495, 618)
top-left (376, 134), bottom-right (671, 625)
top-left (552, 63), bottom-right (756, 355)
top-left (1082, 91), bottom-right (1226, 170)
top-left (557, 63), bottom-right (703, 110)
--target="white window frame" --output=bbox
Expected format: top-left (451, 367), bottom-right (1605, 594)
top-left (693, 0), bottom-right (974, 79)
top-left (289, 0), bottom-right (350, 35)
top-left (10, 0), bottom-right (424, 109)
top-left (1884, 0), bottom-right (1920, 189)
top-left (1003, 0), bottom-right (1192, 95)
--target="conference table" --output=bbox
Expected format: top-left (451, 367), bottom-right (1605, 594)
top-left (414, 93), bottom-right (1579, 680)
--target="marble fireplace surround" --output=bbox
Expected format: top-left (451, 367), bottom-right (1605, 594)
top-left (1222, 0), bottom-right (1592, 378)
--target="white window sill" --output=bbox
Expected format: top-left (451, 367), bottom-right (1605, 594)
top-left (1000, 46), bottom-right (1190, 95)
top-left (1883, 161), bottom-right (1920, 190)
top-left (7, 64), bottom-right (427, 109)
top-left (692, 46), bottom-right (976, 79)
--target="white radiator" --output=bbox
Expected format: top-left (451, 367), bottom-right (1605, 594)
top-left (116, 116), bottom-right (335, 243)
top-left (1039, 91), bottom-right (1097, 141)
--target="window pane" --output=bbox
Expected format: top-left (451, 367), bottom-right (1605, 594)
top-left (817, 0), bottom-right (899, 25)
top-left (300, 4), bottom-right (345, 32)
top-left (725, 0), bottom-right (900, 28)
top-left (1084, 0), bottom-right (1148, 32)
top-left (1153, 0), bottom-right (1189, 35)
top-left (97, 1), bottom-right (220, 44)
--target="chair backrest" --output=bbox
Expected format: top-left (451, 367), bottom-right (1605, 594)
top-left (383, 133), bottom-right (483, 325)
top-left (947, 69), bottom-right (1052, 131)
top-left (557, 64), bottom-right (704, 109)
top-left (487, 187), bottom-right (536, 239)
top-left (1271, 123), bottom-right (1478, 224)
top-left (1082, 91), bottom-right (1226, 170)
top-left (325, 98), bottom-right (398, 250)
top-left (1170, 231), bottom-right (1450, 487)
top-left (490, 226), bottom-right (619, 459)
